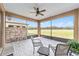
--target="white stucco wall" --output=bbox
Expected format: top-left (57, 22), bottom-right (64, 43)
top-left (6, 16), bottom-right (27, 28)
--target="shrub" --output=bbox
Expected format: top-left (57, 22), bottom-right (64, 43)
top-left (67, 40), bottom-right (79, 54)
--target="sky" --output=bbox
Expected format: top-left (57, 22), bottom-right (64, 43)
top-left (15, 16), bottom-right (74, 28)
top-left (41, 16), bottom-right (74, 28)
top-left (15, 18), bottom-right (37, 27)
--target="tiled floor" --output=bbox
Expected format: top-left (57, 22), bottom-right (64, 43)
top-left (6, 37), bottom-right (64, 56)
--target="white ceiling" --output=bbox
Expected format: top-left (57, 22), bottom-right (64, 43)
top-left (4, 3), bottom-right (79, 20)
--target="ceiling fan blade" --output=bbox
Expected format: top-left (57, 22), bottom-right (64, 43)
top-left (33, 7), bottom-right (37, 10)
top-left (40, 9), bottom-right (46, 12)
top-left (39, 13), bottom-right (44, 16)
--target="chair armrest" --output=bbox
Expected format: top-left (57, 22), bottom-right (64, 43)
top-left (50, 45), bottom-right (56, 53)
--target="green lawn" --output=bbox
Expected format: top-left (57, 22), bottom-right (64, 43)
top-left (27, 30), bottom-right (37, 35)
top-left (41, 29), bottom-right (74, 39)
top-left (28, 29), bottom-right (74, 39)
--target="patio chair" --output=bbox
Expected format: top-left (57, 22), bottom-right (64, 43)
top-left (31, 36), bottom-right (43, 55)
top-left (50, 44), bottom-right (70, 56)
top-left (37, 44), bottom-right (70, 56)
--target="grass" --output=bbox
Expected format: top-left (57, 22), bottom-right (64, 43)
top-left (28, 29), bottom-right (74, 39)
top-left (27, 30), bottom-right (37, 35)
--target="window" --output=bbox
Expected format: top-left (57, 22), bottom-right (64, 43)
top-left (8, 25), bottom-right (14, 27)
top-left (52, 16), bottom-right (74, 39)
top-left (40, 16), bottom-right (74, 39)
top-left (27, 21), bottom-right (37, 36)
top-left (16, 26), bottom-right (20, 28)
top-left (41, 21), bottom-right (52, 36)
top-left (22, 26), bottom-right (25, 28)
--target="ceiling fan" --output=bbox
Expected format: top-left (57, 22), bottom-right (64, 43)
top-left (30, 7), bottom-right (46, 16)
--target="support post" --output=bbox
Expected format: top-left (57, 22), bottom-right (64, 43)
top-left (37, 21), bottom-right (41, 37)
top-left (74, 9), bottom-right (79, 41)
top-left (0, 4), bottom-right (5, 47)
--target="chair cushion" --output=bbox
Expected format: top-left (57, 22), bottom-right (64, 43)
top-left (37, 46), bottom-right (49, 56)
